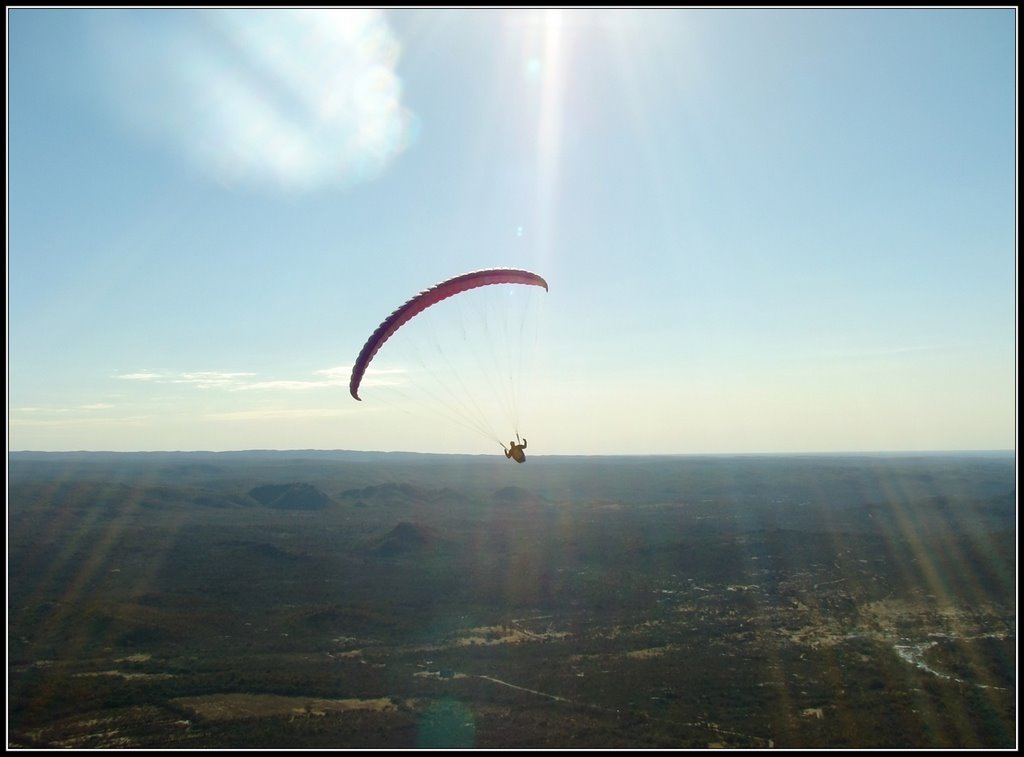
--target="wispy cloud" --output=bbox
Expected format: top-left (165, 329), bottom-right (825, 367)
top-left (9, 412), bottom-right (153, 428)
top-left (239, 379), bottom-right (337, 391)
top-left (238, 366), bottom-right (349, 392)
top-left (16, 403), bottom-right (116, 414)
top-left (172, 371), bottom-right (257, 389)
top-left (113, 366), bottom-right (366, 392)
top-left (359, 366), bottom-right (410, 389)
top-left (93, 9), bottom-right (417, 191)
top-left (205, 407), bottom-right (352, 421)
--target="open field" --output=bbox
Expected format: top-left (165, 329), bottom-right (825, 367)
top-left (7, 451), bottom-right (1016, 748)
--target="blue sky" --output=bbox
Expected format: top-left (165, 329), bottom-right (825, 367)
top-left (7, 8), bottom-right (1017, 455)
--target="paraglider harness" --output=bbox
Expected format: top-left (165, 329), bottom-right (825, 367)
top-left (503, 434), bottom-right (527, 463)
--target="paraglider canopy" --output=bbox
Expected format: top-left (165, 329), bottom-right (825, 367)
top-left (349, 268), bottom-right (549, 401)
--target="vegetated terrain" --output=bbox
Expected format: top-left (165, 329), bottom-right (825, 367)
top-left (7, 450), bottom-right (1016, 748)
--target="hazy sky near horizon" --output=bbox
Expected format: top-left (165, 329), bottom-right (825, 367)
top-left (7, 8), bottom-right (1017, 455)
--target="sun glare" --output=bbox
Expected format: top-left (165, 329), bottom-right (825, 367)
top-left (95, 9), bottom-right (417, 190)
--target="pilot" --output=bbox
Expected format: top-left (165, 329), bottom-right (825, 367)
top-left (503, 435), bottom-right (528, 463)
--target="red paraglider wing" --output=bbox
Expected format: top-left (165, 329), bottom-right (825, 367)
top-left (349, 268), bottom-right (549, 400)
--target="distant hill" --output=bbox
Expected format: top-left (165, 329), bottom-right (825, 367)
top-left (371, 521), bottom-right (439, 557)
top-left (8, 479), bottom-right (248, 512)
top-left (247, 483), bottom-right (334, 510)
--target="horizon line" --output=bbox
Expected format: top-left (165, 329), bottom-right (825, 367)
top-left (7, 448), bottom-right (1016, 458)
